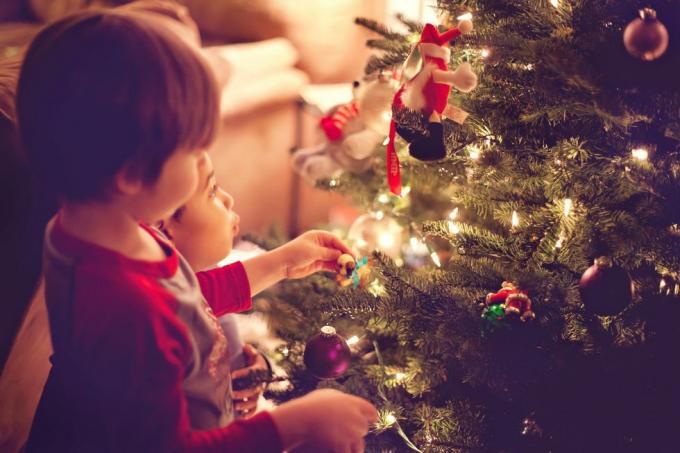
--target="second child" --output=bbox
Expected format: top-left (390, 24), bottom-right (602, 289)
top-left (19, 9), bottom-right (376, 453)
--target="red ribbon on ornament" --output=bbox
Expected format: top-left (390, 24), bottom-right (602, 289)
top-left (386, 88), bottom-right (404, 196)
top-left (387, 119), bottom-right (401, 196)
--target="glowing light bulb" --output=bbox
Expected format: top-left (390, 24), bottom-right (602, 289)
top-left (659, 278), bottom-right (667, 294)
top-left (449, 207), bottom-right (459, 220)
top-left (511, 210), bottom-right (520, 228)
top-left (375, 210), bottom-right (385, 220)
top-left (329, 179), bottom-right (338, 187)
top-left (395, 372), bottom-right (406, 381)
top-left (631, 147), bottom-right (649, 161)
top-left (368, 280), bottom-right (386, 297)
top-left (430, 251), bottom-right (441, 267)
top-left (401, 185), bottom-right (411, 196)
top-left (554, 232), bottom-right (565, 249)
top-left (377, 194), bottom-right (390, 204)
top-left (468, 145), bottom-right (481, 160)
top-left (385, 412), bottom-right (397, 425)
top-left (448, 221), bottom-right (460, 235)
top-left (480, 48), bottom-right (490, 58)
top-left (457, 12), bottom-right (473, 21)
top-left (347, 335), bottom-right (360, 346)
top-left (378, 231), bottom-right (396, 249)
top-left (563, 198), bottom-right (573, 216)
top-left (550, 0), bottom-right (559, 7)
top-left (409, 236), bottom-right (429, 255)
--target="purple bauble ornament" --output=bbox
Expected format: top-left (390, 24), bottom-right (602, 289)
top-left (579, 257), bottom-right (633, 316)
top-left (623, 8), bottom-right (669, 61)
top-left (303, 326), bottom-right (351, 379)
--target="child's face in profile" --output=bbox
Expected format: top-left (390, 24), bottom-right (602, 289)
top-left (162, 152), bottom-right (239, 271)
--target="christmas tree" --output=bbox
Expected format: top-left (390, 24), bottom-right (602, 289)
top-left (259, 1), bottom-right (680, 452)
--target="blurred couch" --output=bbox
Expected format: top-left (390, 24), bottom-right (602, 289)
top-left (1, 0), bottom-right (386, 235)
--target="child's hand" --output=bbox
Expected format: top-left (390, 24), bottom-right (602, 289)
top-left (270, 388), bottom-right (378, 452)
top-left (279, 231), bottom-right (353, 280)
top-left (243, 230), bottom-right (354, 295)
top-left (231, 344), bottom-right (268, 417)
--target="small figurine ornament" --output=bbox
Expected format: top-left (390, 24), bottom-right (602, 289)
top-left (292, 74), bottom-right (398, 184)
top-left (337, 253), bottom-right (356, 277)
top-left (484, 281), bottom-right (535, 322)
top-left (336, 254), bottom-right (371, 288)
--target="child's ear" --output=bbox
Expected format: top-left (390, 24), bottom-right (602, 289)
top-left (113, 164), bottom-right (144, 196)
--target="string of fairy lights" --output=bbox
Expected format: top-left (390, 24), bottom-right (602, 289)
top-left (293, 3), bottom-right (679, 450)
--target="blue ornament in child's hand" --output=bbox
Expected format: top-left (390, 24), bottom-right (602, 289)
top-left (303, 326), bottom-right (351, 379)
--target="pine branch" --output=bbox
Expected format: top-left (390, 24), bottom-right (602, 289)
top-left (355, 17), bottom-right (404, 40)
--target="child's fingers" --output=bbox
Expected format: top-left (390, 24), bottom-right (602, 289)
top-left (320, 261), bottom-right (338, 273)
top-left (316, 232), bottom-right (354, 256)
top-left (232, 385), bottom-right (262, 401)
top-left (242, 344), bottom-right (259, 361)
top-left (354, 398), bottom-right (379, 422)
top-left (316, 245), bottom-right (342, 262)
top-left (231, 367), bottom-right (254, 380)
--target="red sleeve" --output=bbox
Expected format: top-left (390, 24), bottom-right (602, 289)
top-left (72, 267), bottom-right (280, 453)
top-left (195, 261), bottom-right (252, 316)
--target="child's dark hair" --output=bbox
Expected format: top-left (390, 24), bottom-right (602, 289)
top-left (17, 9), bottom-right (219, 202)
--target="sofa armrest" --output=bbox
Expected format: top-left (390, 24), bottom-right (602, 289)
top-left (205, 38), bottom-right (309, 118)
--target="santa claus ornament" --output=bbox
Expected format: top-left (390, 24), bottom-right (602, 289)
top-left (386, 21), bottom-right (478, 195)
top-left (482, 281), bottom-right (536, 324)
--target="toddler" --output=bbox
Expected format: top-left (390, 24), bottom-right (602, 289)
top-left (18, 8), bottom-right (376, 452)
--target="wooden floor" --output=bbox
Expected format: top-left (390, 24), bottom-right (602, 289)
top-left (0, 281), bottom-right (52, 453)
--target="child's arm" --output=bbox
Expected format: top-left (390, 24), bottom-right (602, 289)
top-left (242, 230), bottom-right (353, 296)
top-left (196, 261), bottom-right (252, 316)
top-left (197, 231), bottom-right (352, 315)
top-left (270, 388), bottom-right (379, 451)
top-left (78, 277), bottom-right (374, 452)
